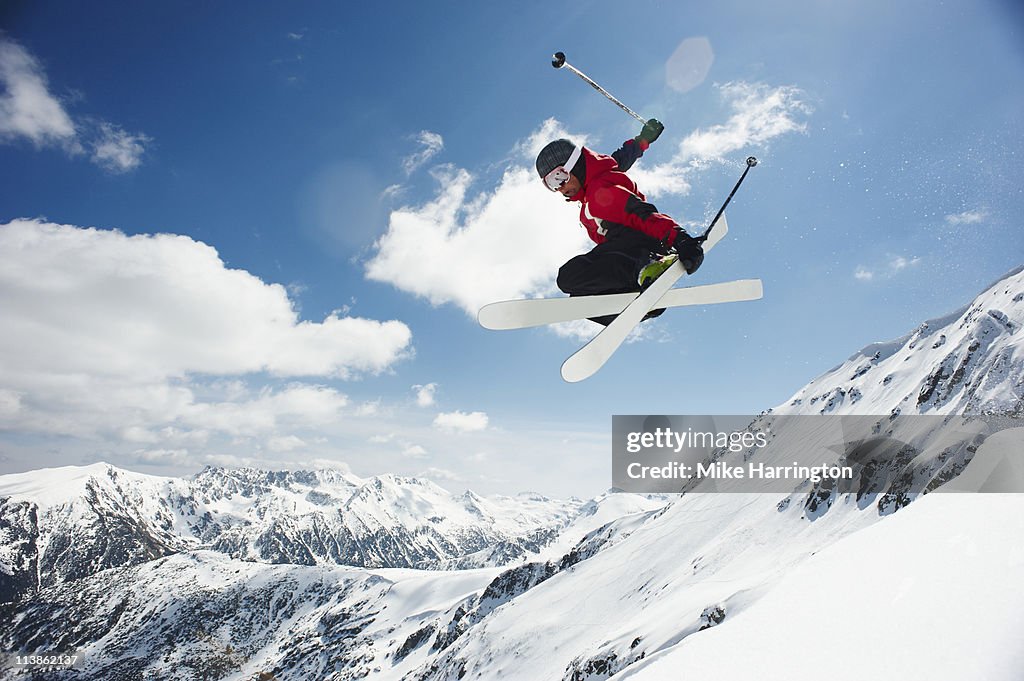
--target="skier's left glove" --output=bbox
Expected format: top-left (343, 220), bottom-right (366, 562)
top-left (670, 229), bottom-right (704, 275)
top-left (636, 119), bottom-right (664, 147)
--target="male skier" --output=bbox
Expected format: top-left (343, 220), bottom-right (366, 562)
top-left (535, 119), bottom-right (704, 325)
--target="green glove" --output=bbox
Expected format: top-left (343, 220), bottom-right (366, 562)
top-left (637, 118), bottom-right (664, 145)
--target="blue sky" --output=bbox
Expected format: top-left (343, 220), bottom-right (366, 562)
top-left (1, 1), bottom-right (1022, 497)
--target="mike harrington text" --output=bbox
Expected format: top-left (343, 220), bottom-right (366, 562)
top-left (626, 460), bottom-right (856, 483)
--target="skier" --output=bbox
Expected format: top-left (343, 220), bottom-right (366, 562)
top-left (535, 119), bottom-right (705, 325)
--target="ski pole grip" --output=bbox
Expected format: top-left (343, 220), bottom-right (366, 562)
top-left (552, 52), bottom-right (566, 68)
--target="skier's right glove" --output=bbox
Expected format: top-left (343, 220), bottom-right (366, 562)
top-left (670, 230), bottom-right (704, 275)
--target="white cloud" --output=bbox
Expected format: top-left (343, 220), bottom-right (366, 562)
top-left (888, 255), bottom-right (920, 272)
top-left (549, 318), bottom-right (604, 343)
top-left (944, 209), bottom-right (988, 226)
top-left (267, 435), bottom-right (307, 452)
top-left (0, 219), bottom-right (412, 440)
top-left (132, 448), bottom-right (195, 467)
top-left (299, 458), bottom-right (355, 475)
top-left (381, 183), bottom-right (405, 201)
top-left (417, 466), bottom-right (464, 484)
top-left (122, 425), bottom-right (161, 444)
top-left (365, 149), bottom-right (589, 316)
top-left (433, 410), bottom-right (489, 433)
top-left (402, 130), bottom-right (445, 174)
top-left (3, 219), bottom-right (412, 379)
top-left (0, 38), bottom-right (76, 145)
top-left (675, 82), bottom-right (811, 164)
top-left (0, 388), bottom-right (21, 417)
top-left (413, 383), bottom-right (438, 407)
top-left (619, 80), bottom-right (809, 197)
top-left (181, 385), bottom-right (351, 437)
top-left (0, 38), bottom-right (150, 172)
top-left (129, 444), bottom-right (348, 472)
top-left (854, 255), bottom-right (921, 282)
top-left (91, 122), bottom-right (151, 173)
top-left (354, 400), bottom-right (381, 417)
top-left (514, 117), bottom-right (591, 160)
top-left (403, 444), bottom-right (429, 459)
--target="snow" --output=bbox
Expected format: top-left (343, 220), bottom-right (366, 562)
top-left (0, 461), bottom-right (168, 510)
top-left (939, 427), bottom-right (1024, 493)
top-left (435, 492), bottom-right (884, 680)
top-left (531, 491), bottom-right (671, 562)
top-left (615, 494), bottom-right (1024, 681)
top-left (371, 566), bottom-right (502, 618)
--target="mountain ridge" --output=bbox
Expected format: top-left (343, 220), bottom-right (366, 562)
top-left (0, 462), bottom-right (585, 606)
top-left (777, 265), bottom-right (1023, 417)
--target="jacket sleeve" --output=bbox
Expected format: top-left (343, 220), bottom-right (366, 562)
top-left (610, 138), bottom-right (646, 172)
top-left (587, 184), bottom-right (678, 244)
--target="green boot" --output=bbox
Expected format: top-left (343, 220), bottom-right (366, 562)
top-left (637, 255), bottom-right (678, 322)
top-left (638, 255), bottom-right (678, 290)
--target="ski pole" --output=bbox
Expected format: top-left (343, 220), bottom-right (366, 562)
top-left (698, 157), bottom-right (759, 243)
top-left (551, 51), bottom-right (646, 125)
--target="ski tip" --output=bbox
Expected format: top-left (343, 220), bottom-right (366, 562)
top-left (715, 212), bottom-right (728, 237)
top-left (560, 354), bottom-right (599, 383)
top-left (477, 304), bottom-right (498, 330)
top-left (478, 302), bottom-right (531, 331)
top-left (560, 365), bottom-right (590, 383)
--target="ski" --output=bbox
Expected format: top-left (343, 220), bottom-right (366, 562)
top-left (560, 214), bottom-right (729, 382)
top-left (479, 278), bottom-right (761, 330)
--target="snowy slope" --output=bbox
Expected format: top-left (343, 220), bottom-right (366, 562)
top-left (530, 491), bottom-right (673, 563)
top-left (616, 492), bottom-right (1024, 681)
top-left (407, 493), bottom-right (882, 680)
top-left (1, 549), bottom-right (504, 681)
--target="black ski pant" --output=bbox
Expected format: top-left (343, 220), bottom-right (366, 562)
top-left (557, 231), bottom-right (661, 326)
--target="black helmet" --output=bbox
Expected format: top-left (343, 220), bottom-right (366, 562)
top-left (536, 139), bottom-right (585, 184)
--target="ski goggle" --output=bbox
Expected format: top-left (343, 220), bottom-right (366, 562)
top-left (542, 144), bottom-right (582, 192)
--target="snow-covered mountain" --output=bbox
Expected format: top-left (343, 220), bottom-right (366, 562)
top-left (0, 464), bottom-right (582, 605)
top-left (1, 267), bottom-right (1022, 680)
top-left (778, 265), bottom-right (1024, 417)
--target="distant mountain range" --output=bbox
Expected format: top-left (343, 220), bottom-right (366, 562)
top-left (0, 464), bottom-right (588, 605)
top-left (2, 266), bottom-right (1022, 680)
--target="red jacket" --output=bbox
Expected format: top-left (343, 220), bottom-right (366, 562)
top-left (567, 141), bottom-right (679, 246)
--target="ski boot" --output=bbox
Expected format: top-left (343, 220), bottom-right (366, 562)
top-left (638, 255), bottom-right (678, 321)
